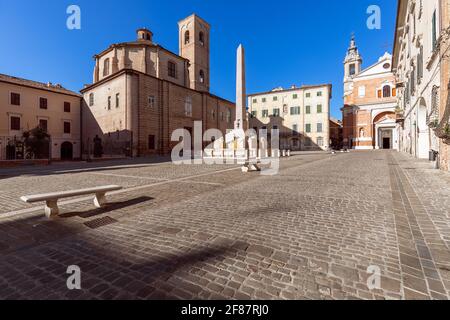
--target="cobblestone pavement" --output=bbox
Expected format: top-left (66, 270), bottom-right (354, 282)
top-left (0, 151), bottom-right (450, 300)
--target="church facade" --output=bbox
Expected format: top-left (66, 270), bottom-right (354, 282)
top-left (341, 37), bottom-right (398, 150)
top-left (80, 14), bottom-right (236, 158)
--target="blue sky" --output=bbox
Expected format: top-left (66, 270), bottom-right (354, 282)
top-left (0, 0), bottom-right (397, 119)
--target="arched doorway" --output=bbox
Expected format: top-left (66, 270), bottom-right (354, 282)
top-left (61, 142), bottom-right (73, 160)
top-left (373, 111), bottom-right (396, 150)
top-left (417, 99), bottom-right (430, 159)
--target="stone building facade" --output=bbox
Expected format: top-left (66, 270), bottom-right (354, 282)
top-left (81, 14), bottom-right (235, 158)
top-left (393, 0), bottom-right (443, 161)
top-left (247, 85), bottom-right (332, 151)
top-left (342, 37), bottom-right (398, 150)
top-left (436, 0), bottom-right (450, 171)
top-left (0, 74), bottom-right (81, 161)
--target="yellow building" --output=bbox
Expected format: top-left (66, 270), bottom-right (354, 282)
top-left (0, 74), bottom-right (81, 161)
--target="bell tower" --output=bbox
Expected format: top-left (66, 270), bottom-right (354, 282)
top-left (343, 35), bottom-right (362, 97)
top-left (178, 14), bottom-right (210, 92)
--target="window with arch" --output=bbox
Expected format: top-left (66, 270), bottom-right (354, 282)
top-left (103, 58), bottom-right (110, 77)
top-left (349, 64), bottom-right (356, 76)
top-left (199, 32), bottom-right (205, 46)
top-left (184, 30), bottom-right (190, 44)
top-left (199, 70), bottom-right (205, 83)
top-left (184, 97), bottom-right (192, 117)
top-left (382, 85), bottom-right (391, 98)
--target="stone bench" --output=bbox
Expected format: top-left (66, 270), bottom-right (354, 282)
top-left (20, 185), bottom-right (123, 218)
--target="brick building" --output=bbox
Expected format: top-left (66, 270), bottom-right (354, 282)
top-left (81, 14), bottom-right (236, 158)
top-left (329, 118), bottom-right (343, 150)
top-left (437, 0), bottom-right (450, 171)
top-left (342, 37), bottom-right (398, 150)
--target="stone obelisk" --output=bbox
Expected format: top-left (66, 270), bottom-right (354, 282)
top-left (235, 44), bottom-right (245, 131)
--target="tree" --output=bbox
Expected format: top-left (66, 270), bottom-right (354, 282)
top-left (23, 127), bottom-right (50, 159)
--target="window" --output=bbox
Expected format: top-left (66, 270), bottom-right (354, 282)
top-left (64, 121), bottom-right (71, 134)
top-left (184, 97), bottom-right (192, 117)
top-left (305, 105), bottom-right (311, 114)
top-left (290, 107), bottom-right (301, 115)
top-left (253, 98), bottom-right (257, 103)
top-left (148, 135), bottom-right (156, 150)
top-left (262, 110), bottom-right (269, 118)
top-left (273, 96), bottom-right (278, 101)
top-left (199, 70), bottom-right (205, 83)
top-left (199, 32), bottom-right (205, 46)
top-left (317, 105), bottom-right (323, 113)
top-left (211, 109), bottom-right (216, 119)
top-left (64, 102), bottom-right (71, 113)
top-left (115, 93), bottom-right (120, 108)
top-left (11, 92), bottom-right (20, 105)
top-left (226, 109), bottom-right (231, 123)
top-left (317, 137), bottom-right (324, 147)
top-left (89, 93), bottom-right (94, 106)
top-left (39, 119), bottom-right (48, 132)
top-left (405, 81), bottom-right (410, 104)
top-left (148, 95), bottom-right (155, 108)
top-left (358, 86), bottom-right (366, 97)
top-left (108, 96), bottom-right (112, 110)
top-left (251, 111), bottom-right (257, 118)
top-left (349, 64), bottom-right (356, 76)
top-left (382, 85), bottom-right (391, 98)
top-left (305, 123), bottom-right (311, 133)
top-left (293, 124), bottom-right (299, 135)
top-left (293, 94), bottom-right (298, 99)
top-left (39, 97), bottom-right (48, 109)
top-left (417, 46), bottom-right (424, 82)
top-left (432, 10), bottom-right (437, 50)
top-left (317, 123), bottom-right (323, 133)
top-left (10, 116), bottom-right (20, 130)
top-left (317, 91), bottom-right (322, 97)
top-left (168, 61), bottom-right (177, 78)
top-left (103, 58), bottom-right (110, 77)
top-left (305, 92), bottom-right (311, 98)
top-left (273, 108), bottom-right (280, 117)
top-left (262, 98), bottom-right (267, 103)
top-left (184, 30), bottom-right (190, 44)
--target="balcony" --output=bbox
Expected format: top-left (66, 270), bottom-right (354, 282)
top-left (395, 108), bottom-right (405, 123)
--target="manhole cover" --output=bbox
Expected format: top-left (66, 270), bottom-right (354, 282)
top-left (84, 216), bottom-right (118, 229)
